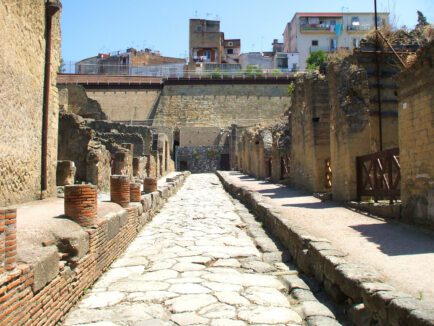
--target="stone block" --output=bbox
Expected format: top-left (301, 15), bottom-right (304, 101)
top-left (56, 160), bottom-right (76, 186)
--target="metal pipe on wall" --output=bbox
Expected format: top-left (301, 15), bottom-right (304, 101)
top-left (41, 0), bottom-right (61, 196)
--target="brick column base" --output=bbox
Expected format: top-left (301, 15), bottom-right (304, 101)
top-left (0, 208), bottom-right (17, 272)
top-left (64, 185), bottom-right (98, 227)
top-left (111, 175), bottom-right (130, 207)
top-left (143, 177), bottom-right (157, 194)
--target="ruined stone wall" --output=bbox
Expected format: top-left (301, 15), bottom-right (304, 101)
top-left (180, 127), bottom-right (229, 147)
top-left (0, 0), bottom-right (61, 205)
top-left (290, 74), bottom-right (331, 193)
top-left (58, 85), bottom-right (107, 120)
top-left (398, 43), bottom-right (434, 226)
top-left (85, 88), bottom-right (160, 122)
top-left (152, 84), bottom-right (290, 128)
top-left (327, 60), bottom-right (372, 201)
top-left (88, 120), bottom-right (153, 155)
top-left (176, 146), bottom-right (225, 173)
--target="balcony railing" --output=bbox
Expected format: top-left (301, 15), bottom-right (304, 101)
top-left (347, 25), bottom-right (373, 31)
top-left (300, 24), bottom-right (335, 32)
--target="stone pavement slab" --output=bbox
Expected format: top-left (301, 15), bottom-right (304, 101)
top-left (63, 174), bottom-right (338, 325)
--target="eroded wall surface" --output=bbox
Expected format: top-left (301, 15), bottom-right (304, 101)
top-left (85, 89), bottom-right (160, 122)
top-left (398, 43), bottom-right (434, 226)
top-left (0, 0), bottom-right (61, 205)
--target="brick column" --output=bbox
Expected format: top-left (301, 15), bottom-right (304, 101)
top-left (143, 177), bottom-right (157, 194)
top-left (130, 182), bottom-right (142, 202)
top-left (0, 209), bottom-right (5, 273)
top-left (64, 185), bottom-right (98, 227)
top-left (2, 208), bottom-right (17, 271)
top-left (110, 175), bottom-right (130, 207)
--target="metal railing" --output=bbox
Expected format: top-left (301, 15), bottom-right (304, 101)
top-left (60, 61), bottom-right (301, 78)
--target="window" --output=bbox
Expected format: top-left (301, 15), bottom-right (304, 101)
top-left (352, 38), bottom-right (360, 48)
top-left (195, 25), bottom-right (202, 32)
top-left (312, 40), bottom-right (319, 46)
top-left (227, 49), bottom-right (234, 54)
top-left (228, 41), bottom-right (233, 46)
top-left (330, 39), bottom-right (337, 50)
top-left (351, 16), bottom-right (360, 26)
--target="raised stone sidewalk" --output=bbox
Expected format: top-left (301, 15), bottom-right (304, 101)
top-left (217, 171), bottom-right (434, 326)
top-left (63, 174), bottom-right (341, 326)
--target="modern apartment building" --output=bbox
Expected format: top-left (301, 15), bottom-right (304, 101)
top-left (283, 12), bottom-right (389, 69)
top-left (189, 19), bottom-right (241, 69)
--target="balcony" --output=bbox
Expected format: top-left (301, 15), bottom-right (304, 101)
top-left (300, 23), bottom-right (335, 32)
top-left (347, 24), bottom-right (373, 32)
top-left (310, 45), bottom-right (333, 53)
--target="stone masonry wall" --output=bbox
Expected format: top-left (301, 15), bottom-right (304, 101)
top-left (152, 84), bottom-right (291, 128)
top-left (59, 84), bottom-right (107, 120)
top-left (327, 60), bottom-right (372, 201)
top-left (85, 88), bottom-right (160, 122)
top-left (398, 42), bottom-right (434, 227)
top-left (176, 146), bottom-right (224, 173)
top-left (0, 0), bottom-right (61, 205)
top-left (290, 73), bottom-right (331, 193)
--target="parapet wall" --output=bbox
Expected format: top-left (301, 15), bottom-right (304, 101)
top-left (0, 172), bottom-right (189, 325)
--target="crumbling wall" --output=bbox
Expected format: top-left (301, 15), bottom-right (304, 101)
top-left (0, 0), bottom-right (61, 205)
top-left (398, 42), bottom-right (434, 226)
top-left (290, 73), bottom-right (331, 193)
top-left (327, 59), bottom-right (372, 201)
top-left (176, 146), bottom-right (225, 173)
top-left (270, 124), bottom-right (291, 183)
top-left (58, 113), bottom-right (94, 182)
top-left (88, 120), bottom-right (153, 155)
top-left (58, 84), bottom-right (107, 120)
top-left (86, 140), bottom-right (111, 192)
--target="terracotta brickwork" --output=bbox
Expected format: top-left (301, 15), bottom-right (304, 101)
top-left (64, 185), bottom-right (98, 227)
top-left (130, 183), bottom-right (142, 202)
top-left (110, 176), bottom-right (131, 208)
top-left (143, 177), bottom-right (158, 194)
top-left (398, 42), bottom-right (434, 226)
top-left (0, 173), bottom-right (189, 325)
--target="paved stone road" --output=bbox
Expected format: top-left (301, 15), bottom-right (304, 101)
top-left (63, 174), bottom-right (335, 326)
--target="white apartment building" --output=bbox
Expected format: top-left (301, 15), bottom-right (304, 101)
top-left (283, 12), bottom-right (389, 70)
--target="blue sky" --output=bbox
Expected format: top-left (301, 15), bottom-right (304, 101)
top-left (61, 0), bottom-right (434, 61)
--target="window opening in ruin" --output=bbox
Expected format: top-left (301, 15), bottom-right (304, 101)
top-left (180, 161), bottom-right (188, 171)
top-left (312, 117), bottom-right (320, 123)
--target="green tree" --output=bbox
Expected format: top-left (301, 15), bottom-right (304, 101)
top-left (58, 57), bottom-right (66, 73)
top-left (306, 50), bottom-right (327, 71)
top-left (244, 64), bottom-right (262, 77)
top-left (416, 11), bottom-right (429, 29)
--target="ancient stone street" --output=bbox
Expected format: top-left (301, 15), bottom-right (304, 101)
top-left (63, 174), bottom-right (335, 325)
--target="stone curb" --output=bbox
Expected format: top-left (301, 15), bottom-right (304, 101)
top-left (216, 171), bottom-right (434, 326)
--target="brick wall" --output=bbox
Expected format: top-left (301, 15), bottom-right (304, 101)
top-left (0, 173), bottom-right (189, 325)
top-left (290, 74), bottom-right (331, 193)
top-left (0, 0), bottom-right (61, 205)
top-left (398, 42), bottom-right (434, 226)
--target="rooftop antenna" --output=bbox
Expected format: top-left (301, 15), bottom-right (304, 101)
top-left (215, 15), bottom-right (220, 20)
top-left (206, 12), bottom-right (212, 19)
top-left (194, 10), bottom-right (198, 18)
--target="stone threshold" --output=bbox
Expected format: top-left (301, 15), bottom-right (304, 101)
top-left (217, 171), bottom-right (434, 326)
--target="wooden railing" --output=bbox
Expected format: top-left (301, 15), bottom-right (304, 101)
top-left (356, 148), bottom-right (400, 203)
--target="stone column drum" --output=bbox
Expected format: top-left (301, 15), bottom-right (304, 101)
top-left (3, 208), bottom-right (17, 271)
top-left (110, 175), bottom-right (130, 207)
top-left (130, 183), bottom-right (142, 202)
top-left (64, 185), bottom-right (98, 227)
top-left (0, 209), bottom-right (5, 273)
top-left (143, 177), bottom-right (157, 194)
